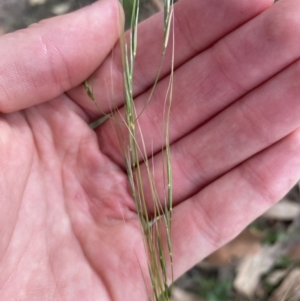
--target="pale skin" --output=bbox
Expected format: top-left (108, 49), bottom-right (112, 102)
top-left (1, 0), bottom-right (300, 300)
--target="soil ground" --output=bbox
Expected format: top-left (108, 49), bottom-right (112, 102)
top-left (0, 0), bottom-right (160, 32)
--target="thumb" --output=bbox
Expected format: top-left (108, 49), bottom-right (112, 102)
top-left (0, 0), bottom-right (122, 113)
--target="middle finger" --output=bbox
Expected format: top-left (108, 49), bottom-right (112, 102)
top-left (140, 56), bottom-right (300, 212)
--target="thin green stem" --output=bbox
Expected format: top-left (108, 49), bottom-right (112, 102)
top-left (84, 1), bottom-right (175, 299)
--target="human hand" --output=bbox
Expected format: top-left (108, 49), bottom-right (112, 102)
top-left (1, 0), bottom-right (300, 300)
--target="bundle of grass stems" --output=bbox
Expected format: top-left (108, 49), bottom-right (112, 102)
top-left (84, 0), bottom-right (175, 300)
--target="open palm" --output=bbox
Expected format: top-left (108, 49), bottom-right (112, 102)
top-left (1, 0), bottom-right (300, 300)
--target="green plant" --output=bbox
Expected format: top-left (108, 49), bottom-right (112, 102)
top-left (84, 1), bottom-right (175, 300)
top-left (193, 274), bottom-right (234, 301)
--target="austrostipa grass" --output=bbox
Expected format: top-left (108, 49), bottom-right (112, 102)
top-left (84, 0), bottom-right (175, 300)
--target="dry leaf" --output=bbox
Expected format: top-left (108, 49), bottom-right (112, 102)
top-left (269, 269), bottom-right (300, 301)
top-left (263, 199), bottom-right (300, 221)
top-left (171, 287), bottom-right (204, 301)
